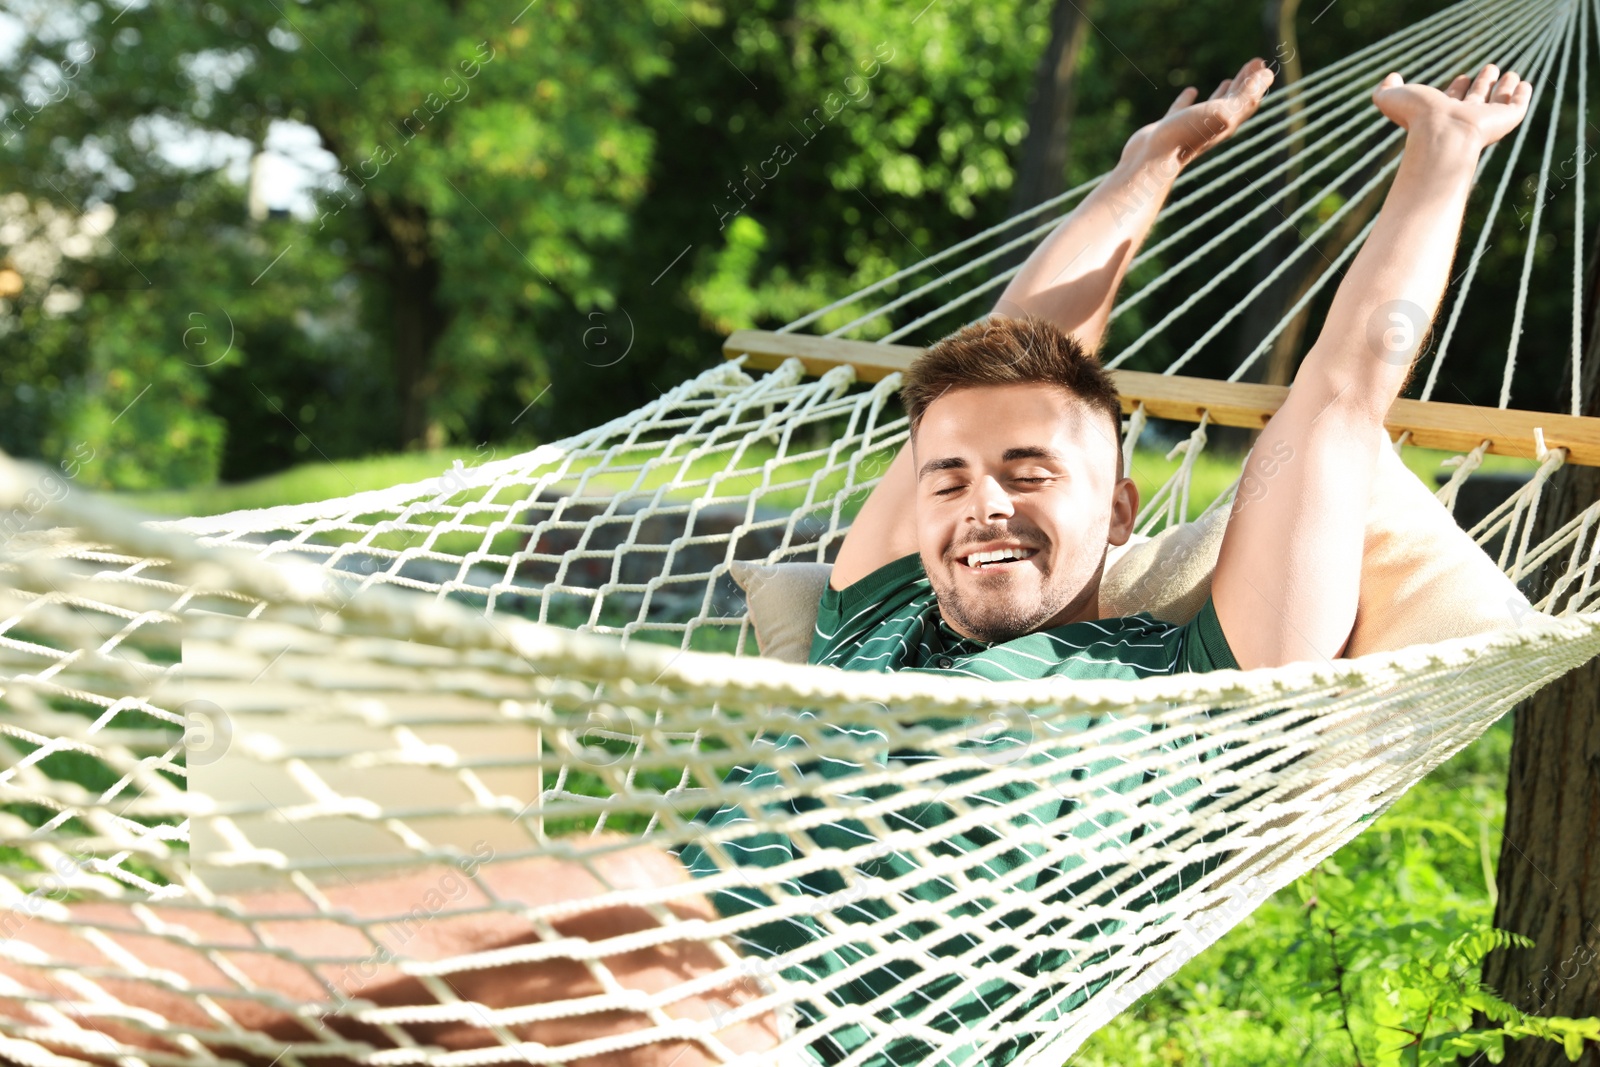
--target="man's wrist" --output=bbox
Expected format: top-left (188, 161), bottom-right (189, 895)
top-left (1402, 117), bottom-right (1487, 161)
top-left (1120, 131), bottom-right (1196, 187)
top-left (1120, 127), bottom-right (1188, 176)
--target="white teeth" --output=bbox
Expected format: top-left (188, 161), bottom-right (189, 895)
top-left (962, 547), bottom-right (1036, 567)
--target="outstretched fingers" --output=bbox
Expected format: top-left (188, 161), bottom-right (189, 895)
top-left (1146, 56), bottom-right (1272, 166)
top-left (1491, 70), bottom-right (1522, 104)
top-left (1231, 56), bottom-right (1268, 87)
top-left (1371, 64), bottom-right (1531, 145)
top-left (1175, 58), bottom-right (1270, 117)
top-left (1166, 60), bottom-right (1264, 117)
top-left (1466, 63), bottom-right (1500, 102)
top-left (1238, 58), bottom-right (1274, 99)
top-left (1372, 71), bottom-right (1403, 103)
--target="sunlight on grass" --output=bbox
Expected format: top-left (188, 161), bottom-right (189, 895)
top-left (122, 448), bottom-right (492, 517)
top-left (117, 437), bottom-right (1541, 536)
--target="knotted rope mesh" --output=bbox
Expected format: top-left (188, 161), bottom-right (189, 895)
top-left (4, 0), bottom-right (1600, 1063)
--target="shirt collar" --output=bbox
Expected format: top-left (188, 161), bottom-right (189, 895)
top-left (931, 610), bottom-right (989, 657)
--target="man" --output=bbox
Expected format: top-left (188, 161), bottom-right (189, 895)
top-left (678, 56), bottom-right (1534, 1066)
top-left (1, 59), bottom-right (1532, 1067)
top-left (829, 58), bottom-right (1530, 677)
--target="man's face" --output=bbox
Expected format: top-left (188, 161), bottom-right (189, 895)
top-left (913, 383), bottom-right (1137, 644)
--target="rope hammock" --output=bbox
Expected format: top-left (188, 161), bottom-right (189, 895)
top-left (6, 0), bottom-right (1600, 1063)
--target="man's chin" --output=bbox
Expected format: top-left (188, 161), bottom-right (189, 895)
top-left (930, 561), bottom-right (1072, 642)
top-left (940, 594), bottom-right (1050, 644)
top-left (954, 616), bottom-right (1040, 644)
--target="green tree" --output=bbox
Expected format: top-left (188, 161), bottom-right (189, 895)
top-left (0, 0), bottom-right (677, 484)
top-left (0, 0), bottom-right (1582, 482)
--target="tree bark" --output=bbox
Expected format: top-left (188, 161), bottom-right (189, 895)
top-left (1478, 222), bottom-right (1600, 1067)
top-left (312, 119), bottom-right (452, 450)
top-left (1009, 0), bottom-right (1093, 217)
top-left (371, 197), bottom-right (450, 449)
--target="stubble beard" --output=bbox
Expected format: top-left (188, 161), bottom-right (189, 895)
top-left (930, 526), bottom-right (1074, 644)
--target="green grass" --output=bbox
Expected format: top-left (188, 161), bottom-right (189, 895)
top-left (118, 439), bottom-right (1537, 525)
top-left (1075, 714), bottom-right (1520, 1067)
top-left (121, 447), bottom-right (491, 517)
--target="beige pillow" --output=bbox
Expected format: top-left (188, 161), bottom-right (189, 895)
top-left (1099, 508), bottom-right (1229, 623)
top-left (1349, 440), bottom-right (1535, 655)
top-left (730, 444), bottom-right (1536, 663)
top-left (729, 561), bottom-right (835, 664)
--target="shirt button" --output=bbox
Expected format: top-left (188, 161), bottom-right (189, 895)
top-left (936, 656), bottom-right (954, 669)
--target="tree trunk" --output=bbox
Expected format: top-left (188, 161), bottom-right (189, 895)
top-left (372, 198), bottom-right (450, 449)
top-left (1009, 0), bottom-right (1093, 217)
top-left (1478, 222), bottom-right (1600, 1067)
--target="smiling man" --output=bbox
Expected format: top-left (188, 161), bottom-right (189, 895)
top-left (907, 362), bottom-right (1125, 642)
top-left (822, 59), bottom-right (1532, 680)
top-left (808, 317), bottom-right (1216, 681)
top-left (683, 56), bottom-right (1535, 1066)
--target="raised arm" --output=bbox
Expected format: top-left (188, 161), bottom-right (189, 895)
top-left (997, 57), bottom-right (1275, 350)
top-left (1212, 65), bottom-right (1533, 669)
top-left (829, 60), bottom-right (1275, 592)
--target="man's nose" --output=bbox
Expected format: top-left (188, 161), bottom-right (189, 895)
top-left (971, 474), bottom-right (1014, 522)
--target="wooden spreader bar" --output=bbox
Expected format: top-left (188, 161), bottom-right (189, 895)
top-left (724, 329), bottom-right (1600, 468)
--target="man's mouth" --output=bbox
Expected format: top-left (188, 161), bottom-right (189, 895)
top-left (958, 546), bottom-right (1040, 570)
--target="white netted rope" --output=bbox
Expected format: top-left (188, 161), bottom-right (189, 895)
top-left (2, 463), bottom-right (1599, 1067)
top-left (1499, 0), bottom-right (1581, 408)
top-left (1120, 0), bottom-right (1567, 376)
top-left (1419, 10), bottom-right (1577, 401)
top-left (5, 1), bottom-right (1600, 1065)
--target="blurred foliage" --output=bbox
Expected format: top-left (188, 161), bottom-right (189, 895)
top-left (2, 0), bottom-right (1591, 487)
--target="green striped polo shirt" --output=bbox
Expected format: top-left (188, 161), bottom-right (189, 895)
top-left (679, 554), bottom-right (1239, 1066)
top-left (811, 552), bottom-right (1236, 679)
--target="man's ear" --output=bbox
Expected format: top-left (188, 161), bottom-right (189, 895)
top-left (1107, 476), bottom-right (1140, 546)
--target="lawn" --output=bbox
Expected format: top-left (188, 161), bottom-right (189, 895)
top-left (122, 447), bottom-right (491, 517)
top-left (117, 436), bottom-right (1539, 524)
top-left (1075, 713), bottom-right (1519, 1067)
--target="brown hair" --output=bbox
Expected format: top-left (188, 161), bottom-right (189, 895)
top-left (901, 315), bottom-right (1122, 439)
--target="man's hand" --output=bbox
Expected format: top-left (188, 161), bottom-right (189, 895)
top-left (1372, 64), bottom-right (1532, 148)
top-left (1126, 57), bottom-right (1275, 167)
top-left (998, 55), bottom-right (1274, 349)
